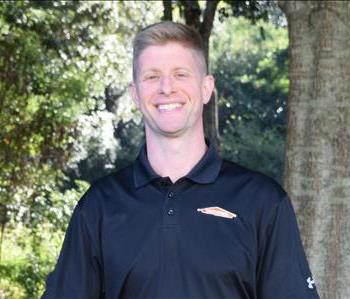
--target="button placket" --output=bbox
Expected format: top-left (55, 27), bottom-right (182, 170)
top-left (163, 188), bottom-right (178, 225)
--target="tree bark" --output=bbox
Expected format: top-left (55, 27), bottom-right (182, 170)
top-left (280, 1), bottom-right (350, 298)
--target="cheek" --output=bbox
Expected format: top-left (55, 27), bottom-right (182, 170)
top-left (181, 83), bottom-right (201, 97)
top-left (138, 84), bottom-right (157, 100)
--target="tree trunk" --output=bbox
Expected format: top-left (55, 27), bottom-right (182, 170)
top-left (0, 204), bottom-right (8, 264)
top-left (201, 0), bottom-right (220, 151)
top-left (280, 1), bottom-right (350, 298)
top-left (0, 222), bottom-right (5, 264)
top-left (162, 0), bottom-right (173, 21)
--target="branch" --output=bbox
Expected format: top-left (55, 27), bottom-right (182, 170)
top-left (200, 0), bottom-right (220, 69)
top-left (200, 0), bottom-right (220, 40)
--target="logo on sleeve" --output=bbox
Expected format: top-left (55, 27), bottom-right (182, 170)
top-left (307, 277), bottom-right (315, 289)
top-left (197, 206), bottom-right (237, 219)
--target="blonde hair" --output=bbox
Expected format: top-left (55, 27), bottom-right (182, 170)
top-left (132, 21), bottom-right (206, 80)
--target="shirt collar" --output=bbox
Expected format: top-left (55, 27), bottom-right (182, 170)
top-left (133, 140), bottom-right (222, 188)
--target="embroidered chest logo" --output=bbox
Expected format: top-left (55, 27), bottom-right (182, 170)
top-left (197, 206), bottom-right (237, 219)
top-left (307, 277), bottom-right (315, 289)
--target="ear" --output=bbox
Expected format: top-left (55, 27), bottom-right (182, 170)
top-left (202, 75), bottom-right (215, 104)
top-left (129, 82), bottom-right (140, 108)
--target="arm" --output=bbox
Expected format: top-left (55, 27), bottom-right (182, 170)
top-left (256, 196), bottom-right (319, 299)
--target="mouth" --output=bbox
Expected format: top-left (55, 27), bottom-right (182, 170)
top-left (156, 102), bottom-right (184, 112)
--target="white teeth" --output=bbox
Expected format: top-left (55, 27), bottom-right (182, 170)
top-left (157, 103), bottom-right (182, 111)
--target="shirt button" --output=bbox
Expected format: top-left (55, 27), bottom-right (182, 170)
top-left (168, 192), bottom-right (174, 198)
top-left (167, 209), bottom-right (174, 216)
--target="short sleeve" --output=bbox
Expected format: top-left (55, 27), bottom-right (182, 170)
top-left (41, 199), bottom-right (103, 299)
top-left (256, 196), bottom-right (320, 299)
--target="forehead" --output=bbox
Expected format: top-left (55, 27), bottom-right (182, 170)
top-left (137, 42), bottom-right (202, 72)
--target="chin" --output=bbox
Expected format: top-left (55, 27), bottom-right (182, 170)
top-left (153, 125), bottom-right (188, 137)
top-left (145, 123), bottom-right (187, 138)
top-left (159, 129), bottom-right (184, 138)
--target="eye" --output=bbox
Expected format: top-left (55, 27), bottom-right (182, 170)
top-left (143, 74), bottom-right (159, 81)
top-left (175, 72), bottom-right (189, 79)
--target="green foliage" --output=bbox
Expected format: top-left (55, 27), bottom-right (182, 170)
top-left (220, 0), bottom-right (272, 23)
top-left (0, 231), bottom-right (58, 299)
top-left (0, 180), bottom-right (88, 298)
top-left (114, 119), bottom-right (145, 170)
top-left (0, 0), bottom-right (104, 225)
top-left (0, 0), bottom-right (160, 230)
top-left (211, 17), bottom-right (288, 182)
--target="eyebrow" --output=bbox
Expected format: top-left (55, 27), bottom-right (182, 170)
top-left (173, 67), bottom-right (192, 73)
top-left (140, 69), bottom-right (160, 76)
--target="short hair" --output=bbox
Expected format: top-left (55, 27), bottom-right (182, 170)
top-left (132, 21), bottom-right (207, 80)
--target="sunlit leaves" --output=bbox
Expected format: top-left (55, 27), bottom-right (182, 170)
top-left (0, 1), bottom-right (105, 235)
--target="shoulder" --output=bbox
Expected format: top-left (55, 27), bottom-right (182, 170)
top-left (218, 160), bottom-right (294, 237)
top-left (76, 164), bottom-right (134, 212)
top-left (221, 159), bottom-right (286, 200)
top-left (94, 164), bottom-right (134, 192)
top-left (219, 159), bottom-right (288, 217)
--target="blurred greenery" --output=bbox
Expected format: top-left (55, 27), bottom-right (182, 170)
top-left (0, 1), bottom-right (287, 298)
top-left (211, 17), bottom-right (288, 180)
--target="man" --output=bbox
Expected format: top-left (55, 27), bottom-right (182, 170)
top-left (42, 21), bottom-right (319, 299)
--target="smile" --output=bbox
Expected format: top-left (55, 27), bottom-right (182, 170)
top-left (157, 103), bottom-right (183, 112)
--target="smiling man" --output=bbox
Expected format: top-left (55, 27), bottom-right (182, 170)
top-left (42, 21), bottom-right (319, 299)
top-left (129, 37), bottom-right (214, 183)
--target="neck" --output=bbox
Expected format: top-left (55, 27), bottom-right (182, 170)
top-left (145, 132), bottom-right (207, 183)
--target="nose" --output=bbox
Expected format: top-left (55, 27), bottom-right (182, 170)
top-left (159, 75), bottom-right (175, 96)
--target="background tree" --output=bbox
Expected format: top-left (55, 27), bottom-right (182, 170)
top-left (0, 1), bottom-right (113, 296)
top-left (279, 1), bottom-right (350, 297)
top-left (0, 0), bottom-right (105, 261)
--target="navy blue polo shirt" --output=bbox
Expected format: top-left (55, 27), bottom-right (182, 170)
top-left (42, 142), bottom-right (319, 299)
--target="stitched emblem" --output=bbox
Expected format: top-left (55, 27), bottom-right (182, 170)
top-left (197, 206), bottom-right (237, 219)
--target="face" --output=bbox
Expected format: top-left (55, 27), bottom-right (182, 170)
top-left (130, 42), bottom-right (214, 139)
